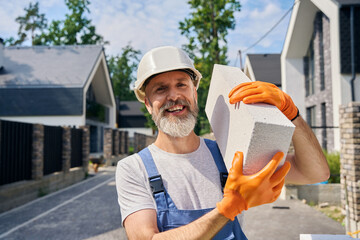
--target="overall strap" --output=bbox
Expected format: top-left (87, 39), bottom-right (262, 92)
top-left (138, 147), bottom-right (159, 178)
top-left (204, 139), bottom-right (228, 189)
top-left (138, 147), bottom-right (174, 210)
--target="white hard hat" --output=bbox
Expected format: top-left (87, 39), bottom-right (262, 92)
top-left (134, 46), bottom-right (202, 103)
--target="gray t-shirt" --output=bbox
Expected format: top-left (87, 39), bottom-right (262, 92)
top-left (116, 137), bottom-right (244, 226)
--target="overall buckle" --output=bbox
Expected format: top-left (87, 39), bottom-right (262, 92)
top-left (149, 175), bottom-right (165, 195)
top-left (220, 172), bottom-right (228, 189)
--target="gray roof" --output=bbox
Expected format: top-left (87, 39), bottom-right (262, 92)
top-left (119, 101), bottom-right (145, 116)
top-left (0, 45), bottom-right (103, 88)
top-left (0, 45), bottom-right (104, 116)
top-left (247, 54), bottom-right (281, 86)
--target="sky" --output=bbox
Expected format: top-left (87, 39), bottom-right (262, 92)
top-left (0, 0), bottom-right (295, 67)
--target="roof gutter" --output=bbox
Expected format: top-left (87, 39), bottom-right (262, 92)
top-left (350, 6), bottom-right (356, 101)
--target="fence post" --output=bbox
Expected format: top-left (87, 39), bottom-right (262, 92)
top-left (114, 130), bottom-right (120, 155)
top-left (124, 131), bottom-right (129, 154)
top-left (133, 133), bottom-right (156, 152)
top-left (133, 133), bottom-right (138, 153)
top-left (121, 131), bottom-right (126, 154)
top-left (119, 131), bottom-right (123, 154)
top-left (104, 128), bottom-right (113, 161)
top-left (62, 127), bottom-right (71, 173)
top-left (32, 124), bottom-right (44, 180)
top-left (340, 102), bottom-right (360, 236)
top-left (80, 126), bottom-right (90, 173)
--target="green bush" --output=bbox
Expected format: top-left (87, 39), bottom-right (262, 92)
top-left (128, 146), bottom-right (134, 154)
top-left (323, 150), bottom-right (340, 183)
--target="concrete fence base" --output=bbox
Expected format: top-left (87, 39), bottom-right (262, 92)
top-left (280, 184), bottom-right (341, 206)
top-left (0, 168), bottom-right (85, 214)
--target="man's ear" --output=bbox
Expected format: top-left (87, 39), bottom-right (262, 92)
top-left (194, 87), bottom-right (198, 104)
top-left (144, 97), bottom-right (153, 115)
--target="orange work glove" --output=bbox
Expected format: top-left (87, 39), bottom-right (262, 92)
top-left (217, 151), bottom-right (291, 221)
top-left (228, 81), bottom-right (299, 121)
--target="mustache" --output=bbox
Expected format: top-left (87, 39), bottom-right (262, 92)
top-left (159, 99), bottom-right (191, 114)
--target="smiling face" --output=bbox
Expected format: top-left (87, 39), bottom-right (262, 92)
top-left (144, 70), bottom-right (199, 138)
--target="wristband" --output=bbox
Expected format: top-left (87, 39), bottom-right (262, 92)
top-left (291, 108), bottom-right (300, 121)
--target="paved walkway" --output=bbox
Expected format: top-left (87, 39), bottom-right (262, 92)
top-left (243, 198), bottom-right (345, 239)
top-left (0, 166), bottom-right (345, 240)
top-left (0, 167), bottom-right (126, 240)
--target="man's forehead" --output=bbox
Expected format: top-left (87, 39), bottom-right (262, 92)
top-left (146, 71), bottom-right (192, 87)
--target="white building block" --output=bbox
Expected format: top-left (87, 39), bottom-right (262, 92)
top-left (300, 234), bottom-right (357, 240)
top-left (205, 64), bottom-right (295, 174)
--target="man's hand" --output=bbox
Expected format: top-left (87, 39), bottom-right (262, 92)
top-left (216, 151), bottom-right (291, 221)
top-left (228, 81), bottom-right (299, 121)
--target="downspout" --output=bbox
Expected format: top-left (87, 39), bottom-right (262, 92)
top-left (350, 6), bottom-right (356, 101)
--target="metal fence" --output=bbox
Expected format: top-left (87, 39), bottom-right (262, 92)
top-left (70, 127), bottom-right (83, 168)
top-left (43, 125), bottom-right (63, 176)
top-left (0, 120), bottom-right (33, 185)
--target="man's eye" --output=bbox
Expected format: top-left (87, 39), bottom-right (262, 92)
top-left (156, 87), bottom-right (165, 92)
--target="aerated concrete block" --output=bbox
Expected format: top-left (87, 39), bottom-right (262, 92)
top-left (300, 235), bottom-right (355, 240)
top-left (205, 64), bottom-right (295, 174)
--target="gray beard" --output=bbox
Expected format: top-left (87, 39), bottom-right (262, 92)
top-left (152, 99), bottom-right (198, 138)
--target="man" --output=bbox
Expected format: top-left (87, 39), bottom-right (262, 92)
top-left (116, 46), bottom-right (330, 239)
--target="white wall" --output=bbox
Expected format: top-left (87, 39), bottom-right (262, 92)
top-left (107, 103), bottom-right (116, 128)
top-left (243, 56), bottom-right (256, 81)
top-left (0, 115), bottom-right (84, 127)
top-left (83, 52), bottom-right (116, 129)
top-left (281, 58), bottom-right (306, 117)
top-left (281, 0), bottom-right (355, 151)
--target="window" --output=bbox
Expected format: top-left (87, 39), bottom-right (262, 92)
top-left (86, 85), bottom-right (108, 123)
top-left (305, 41), bottom-right (315, 96)
top-left (306, 106), bottom-right (316, 128)
top-left (321, 103), bottom-right (327, 150)
top-left (319, 18), bottom-right (325, 91)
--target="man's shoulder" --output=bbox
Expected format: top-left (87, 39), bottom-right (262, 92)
top-left (116, 153), bottom-right (142, 172)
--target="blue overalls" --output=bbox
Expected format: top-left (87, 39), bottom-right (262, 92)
top-left (138, 139), bottom-right (247, 240)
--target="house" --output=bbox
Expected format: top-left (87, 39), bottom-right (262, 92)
top-left (244, 54), bottom-right (282, 87)
top-left (0, 42), bottom-right (116, 153)
top-left (281, 0), bottom-right (360, 152)
top-left (118, 100), bottom-right (153, 138)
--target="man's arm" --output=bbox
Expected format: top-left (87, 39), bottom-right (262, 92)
top-left (285, 115), bottom-right (330, 184)
top-left (124, 208), bottom-right (229, 240)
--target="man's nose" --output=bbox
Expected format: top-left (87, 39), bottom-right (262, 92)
top-left (167, 88), bottom-right (180, 102)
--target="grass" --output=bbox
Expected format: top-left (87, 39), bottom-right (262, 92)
top-left (312, 205), bottom-right (345, 224)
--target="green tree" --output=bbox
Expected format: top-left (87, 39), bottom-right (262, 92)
top-left (108, 45), bottom-right (157, 134)
top-left (141, 105), bottom-right (157, 135)
top-left (34, 0), bottom-right (106, 45)
top-left (35, 20), bottom-right (63, 45)
top-left (108, 44), bottom-right (141, 101)
top-left (3, 37), bottom-right (16, 46)
top-left (179, 0), bottom-right (241, 135)
top-left (13, 1), bottom-right (47, 46)
top-left (323, 150), bottom-right (340, 183)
